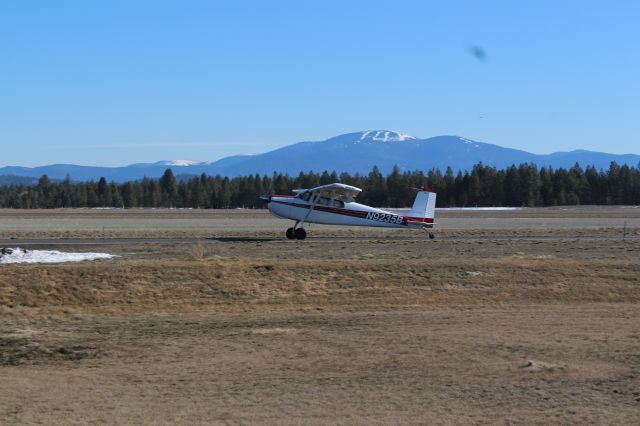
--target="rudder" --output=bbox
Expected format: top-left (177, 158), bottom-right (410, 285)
top-left (406, 190), bottom-right (436, 221)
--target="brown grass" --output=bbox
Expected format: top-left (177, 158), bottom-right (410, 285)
top-left (187, 242), bottom-right (207, 261)
top-left (1, 240), bottom-right (637, 311)
top-left (1, 208), bottom-right (639, 424)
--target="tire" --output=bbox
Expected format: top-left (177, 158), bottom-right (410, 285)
top-left (294, 228), bottom-right (307, 240)
top-left (428, 232), bottom-right (435, 239)
top-left (286, 227), bottom-right (296, 239)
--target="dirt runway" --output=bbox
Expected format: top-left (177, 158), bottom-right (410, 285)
top-left (1, 207), bottom-right (639, 424)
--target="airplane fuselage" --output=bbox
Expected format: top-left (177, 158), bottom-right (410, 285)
top-left (266, 195), bottom-right (433, 229)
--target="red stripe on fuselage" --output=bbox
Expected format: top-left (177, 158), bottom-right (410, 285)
top-left (403, 216), bottom-right (435, 223)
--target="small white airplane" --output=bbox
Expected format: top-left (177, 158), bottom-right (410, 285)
top-left (259, 183), bottom-right (436, 240)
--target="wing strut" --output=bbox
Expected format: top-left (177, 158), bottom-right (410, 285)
top-left (296, 192), bottom-right (319, 229)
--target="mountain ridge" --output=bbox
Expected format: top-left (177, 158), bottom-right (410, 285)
top-left (1, 130), bottom-right (638, 183)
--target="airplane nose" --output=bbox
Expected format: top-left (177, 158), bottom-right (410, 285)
top-left (259, 194), bottom-right (271, 203)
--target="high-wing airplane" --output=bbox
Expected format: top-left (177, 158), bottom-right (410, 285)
top-left (259, 183), bottom-right (436, 240)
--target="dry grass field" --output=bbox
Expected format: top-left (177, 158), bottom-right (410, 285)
top-left (1, 207), bottom-right (639, 424)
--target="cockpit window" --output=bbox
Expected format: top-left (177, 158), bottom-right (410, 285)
top-left (298, 192), bottom-right (311, 201)
top-left (297, 193), bottom-right (344, 208)
top-left (318, 196), bottom-right (343, 208)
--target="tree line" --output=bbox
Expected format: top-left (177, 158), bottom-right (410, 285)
top-left (0, 162), bottom-right (638, 209)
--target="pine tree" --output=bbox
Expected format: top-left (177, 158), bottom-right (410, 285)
top-left (159, 169), bottom-right (178, 207)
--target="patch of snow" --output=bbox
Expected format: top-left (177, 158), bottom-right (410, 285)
top-left (128, 160), bottom-right (204, 167)
top-left (459, 137), bottom-right (480, 148)
top-left (360, 130), bottom-right (416, 142)
top-left (153, 160), bottom-right (203, 167)
top-left (0, 248), bottom-right (118, 264)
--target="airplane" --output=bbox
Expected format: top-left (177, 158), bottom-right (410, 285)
top-left (259, 183), bottom-right (436, 240)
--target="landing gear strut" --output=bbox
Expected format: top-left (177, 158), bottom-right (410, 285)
top-left (285, 226), bottom-right (307, 240)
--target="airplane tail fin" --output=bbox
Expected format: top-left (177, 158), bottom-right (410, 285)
top-left (405, 189), bottom-right (436, 224)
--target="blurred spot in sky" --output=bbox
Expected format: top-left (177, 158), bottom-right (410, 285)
top-left (468, 45), bottom-right (487, 62)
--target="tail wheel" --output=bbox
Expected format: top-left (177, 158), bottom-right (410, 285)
top-left (294, 228), bottom-right (307, 240)
top-left (286, 227), bottom-right (296, 239)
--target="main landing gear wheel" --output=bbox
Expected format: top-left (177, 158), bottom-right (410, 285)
top-left (285, 227), bottom-right (306, 240)
top-left (428, 232), bottom-right (435, 239)
top-left (286, 227), bottom-right (296, 239)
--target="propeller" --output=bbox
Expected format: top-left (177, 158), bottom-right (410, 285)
top-left (258, 178), bottom-right (275, 203)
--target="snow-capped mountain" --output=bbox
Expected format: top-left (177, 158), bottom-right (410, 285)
top-left (202, 131), bottom-right (533, 176)
top-left (129, 160), bottom-right (205, 168)
top-left (1, 130), bottom-right (638, 183)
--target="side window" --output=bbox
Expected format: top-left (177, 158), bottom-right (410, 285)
top-left (332, 199), bottom-right (344, 208)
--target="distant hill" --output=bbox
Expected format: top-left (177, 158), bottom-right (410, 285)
top-left (0, 175), bottom-right (39, 186)
top-left (2, 130), bottom-right (638, 182)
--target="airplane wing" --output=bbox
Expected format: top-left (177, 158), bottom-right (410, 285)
top-left (304, 183), bottom-right (362, 202)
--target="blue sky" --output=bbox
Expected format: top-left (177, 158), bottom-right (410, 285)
top-left (1, 1), bottom-right (639, 166)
